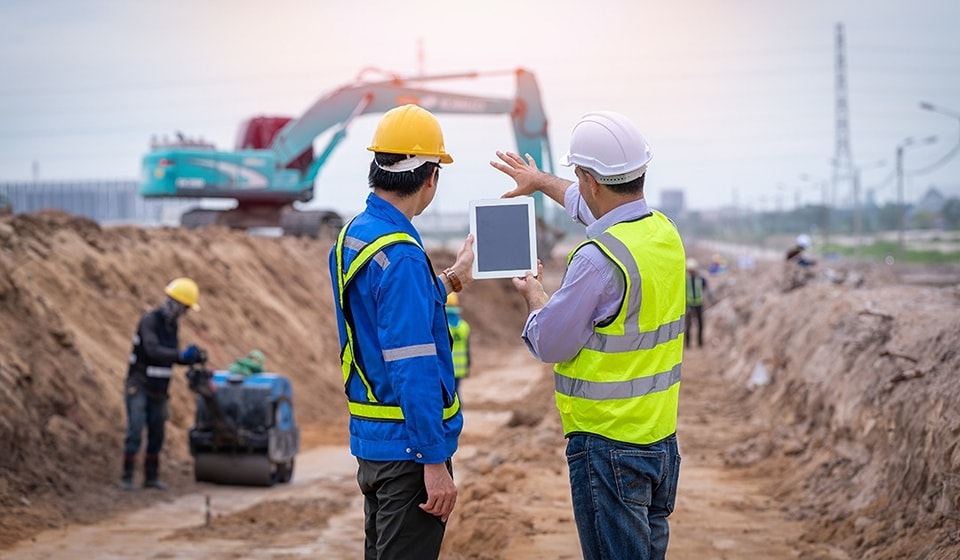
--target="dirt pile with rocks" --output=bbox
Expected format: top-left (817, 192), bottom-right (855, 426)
top-left (704, 258), bottom-right (960, 559)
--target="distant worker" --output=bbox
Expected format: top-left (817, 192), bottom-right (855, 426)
top-left (328, 104), bottom-right (475, 559)
top-left (708, 253), bottom-right (727, 275)
top-left (782, 234), bottom-right (817, 292)
top-left (228, 349), bottom-right (266, 376)
top-left (492, 110), bottom-right (685, 560)
top-left (121, 277), bottom-right (206, 491)
top-left (786, 234), bottom-right (816, 267)
top-left (685, 258), bottom-right (709, 349)
top-left (445, 293), bottom-right (471, 398)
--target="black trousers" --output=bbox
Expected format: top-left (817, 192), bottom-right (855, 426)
top-left (357, 458), bottom-right (452, 560)
top-left (685, 305), bottom-right (704, 348)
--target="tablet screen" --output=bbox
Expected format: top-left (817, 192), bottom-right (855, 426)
top-left (469, 197), bottom-right (538, 280)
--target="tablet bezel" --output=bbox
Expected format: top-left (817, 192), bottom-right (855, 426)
top-left (468, 197), bottom-right (538, 280)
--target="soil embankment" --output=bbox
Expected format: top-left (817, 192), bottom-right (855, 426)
top-left (1, 211), bottom-right (959, 558)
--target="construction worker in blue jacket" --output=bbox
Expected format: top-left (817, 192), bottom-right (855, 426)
top-left (121, 277), bottom-right (206, 491)
top-left (329, 104), bottom-right (475, 560)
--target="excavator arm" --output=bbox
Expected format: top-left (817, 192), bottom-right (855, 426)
top-left (140, 67), bottom-right (560, 252)
top-left (273, 68), bottom-right (551, 174)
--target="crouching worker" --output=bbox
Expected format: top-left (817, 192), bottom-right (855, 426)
top-left (228, 349), bottom-right (266, 376)
top-left (121, 277), bottom-right (206, 491)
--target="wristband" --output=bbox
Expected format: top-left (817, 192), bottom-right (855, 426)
top-left (443, 268), bottom-right (462, 293)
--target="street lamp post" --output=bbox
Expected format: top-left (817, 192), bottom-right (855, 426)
top-left (918, 101), bottom-right (960, 169)
top-left (920, 101), bottom-right (960, 129)
top-left (895, 136), bottom-right (938, 253)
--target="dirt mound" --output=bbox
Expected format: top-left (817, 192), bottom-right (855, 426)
top-left (706, 260), bottom-right (960, 558)
top-left (0, 211), bottom-right (533, 549)
top-left (0, 211), bottom-right (350, 546)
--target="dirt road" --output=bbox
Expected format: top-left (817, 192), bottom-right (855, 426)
top-left (4, 346), bottom-right (829, 559)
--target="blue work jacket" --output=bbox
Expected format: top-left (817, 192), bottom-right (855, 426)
top-left (328, 193), bottom-right (462, 464)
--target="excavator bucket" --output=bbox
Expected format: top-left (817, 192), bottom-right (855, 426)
top-left (187, 368), bottom-right (299, 486)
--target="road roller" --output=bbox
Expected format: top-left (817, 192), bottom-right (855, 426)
top-left (186, 365), bottom-right (299, 486)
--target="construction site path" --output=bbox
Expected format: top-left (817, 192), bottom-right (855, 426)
top-left (3, 348), bottom-right (823, 560)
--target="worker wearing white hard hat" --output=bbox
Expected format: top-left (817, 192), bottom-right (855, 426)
top-left (491, 110), bottom-right (685, 560)
top-left (787, 233), bottom-right (817, 268)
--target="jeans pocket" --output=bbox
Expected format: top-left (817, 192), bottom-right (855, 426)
top-left (665, 453), bottom-right (681, 514)
top-left (612, 449), bottom-right (661, 507)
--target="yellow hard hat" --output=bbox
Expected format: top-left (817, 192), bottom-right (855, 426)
top-left (164, 277), bottom-right (200, 311)
top-left (446, 292), bottom-right (459, 307)
top-left (367, 104), bottom-right (453, 164)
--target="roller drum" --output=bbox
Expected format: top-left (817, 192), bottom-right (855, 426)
top-left (194, 453), bottom-right (275, 486)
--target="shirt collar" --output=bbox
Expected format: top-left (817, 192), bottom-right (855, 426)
top-left (365, 193), bottom-right (424, 244)
top-left (585, 198), bottom-right (650, 239)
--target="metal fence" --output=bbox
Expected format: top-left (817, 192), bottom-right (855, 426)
top-left (0, 180), bottom-right (196, 225)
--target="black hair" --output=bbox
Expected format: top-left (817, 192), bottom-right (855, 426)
top-left (368, 153), bottom-right (439, 197)
top-left (604, 173), bottom-right (645, 195)
top-left (577, 166), bottom-right (645, 195)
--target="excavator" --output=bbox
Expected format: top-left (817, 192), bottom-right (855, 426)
top-left (140, 67), bottom-right (564, 256)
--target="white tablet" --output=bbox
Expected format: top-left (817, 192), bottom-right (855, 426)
top-left (469, 197), bottom-right (538, 280)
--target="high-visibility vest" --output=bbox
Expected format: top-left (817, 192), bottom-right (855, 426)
top-left (686, 274), bottom-right (705, 306)
top-left (448, 320), bottom-right (470, 379)
top-left (334, 225), bottom-right (460, 423)
top-left (554, 211), bottom-right (686, 445)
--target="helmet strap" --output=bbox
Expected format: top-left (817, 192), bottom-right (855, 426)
top-left (377, 154), bottom-right (441, 173)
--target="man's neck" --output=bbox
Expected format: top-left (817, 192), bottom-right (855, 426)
top-left (594, 193), bottom-right (644, 218)
top-left (374, 189), bottom-right (424, 220)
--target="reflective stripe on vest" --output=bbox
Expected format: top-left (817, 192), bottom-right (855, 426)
top-left (554, 211), bottom-right (686, 445)
top-left (335, 223), bottom-right (460, 423)
top-left (449, 321), bottom-right (470, 379)
top-left (687, 274), bottom-right (705, 306)
top-left (145, 366), bottom-right (173, 378)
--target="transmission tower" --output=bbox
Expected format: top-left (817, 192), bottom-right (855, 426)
top-left (831, 22), bottom-right (857, 251)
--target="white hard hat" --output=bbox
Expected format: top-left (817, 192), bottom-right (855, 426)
top-left (560, 111), bottom-right (652, 184)
top-left (796, 234), bottom-right (811, 249)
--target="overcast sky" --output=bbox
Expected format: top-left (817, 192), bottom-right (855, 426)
top-left (1, 0), bottom-right (958, 217)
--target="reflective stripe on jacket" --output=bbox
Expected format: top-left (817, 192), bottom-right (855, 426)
top-left (448, 320), bottom-right (470, 379)
top-left (328, 194), bottom-right (462, 464)
top-left (126, 307), bottom-right (181, 396)
top-left (554, 211), bottom-right (686, 446)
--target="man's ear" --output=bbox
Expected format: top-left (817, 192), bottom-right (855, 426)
top-left (585, 173), bottom-right (601, 197)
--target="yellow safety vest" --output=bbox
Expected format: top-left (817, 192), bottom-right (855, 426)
top-left (449, 321), bottom-right (470, 379)
top-left (686, 274), bottom-right (705, 306)
top-left (334, 225), bottom-right (460, 423)
top-left (554, 211), bottom-right (686, 445)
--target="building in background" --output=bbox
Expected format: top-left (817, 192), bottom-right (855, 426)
top-left (0, 180), bottom-right (198, 225)
top-left (659, 188), bottom-right (686, 220)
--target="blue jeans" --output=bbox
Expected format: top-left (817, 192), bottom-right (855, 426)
top-left (123, 387), bottom-right (168, 456)
top-left (565, 433), bottom-right (681, 560)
